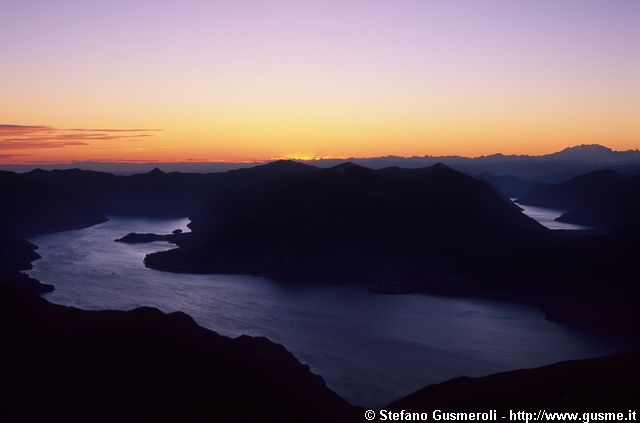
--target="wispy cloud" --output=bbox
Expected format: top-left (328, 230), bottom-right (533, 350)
top-left (0, 124), bottom-right (161, 150)
top-left (65, 128), bottom-right (163, 132)
top-left (0, 153), bottom-right (30, 159)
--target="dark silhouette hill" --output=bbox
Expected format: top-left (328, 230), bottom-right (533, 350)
top-left (20, 160), bottom-right (318, 218)
top-left (516, 169), bottom-right (626, 210)
top-left (24, 167), bottom-right (208, 216)
top-left (557, 175), bottom-right (640, 230)
top-left (0, 283), bottom-right (356, 422)
top-left (476, 173), bottom-right (539, 198)
top-left (208, 160), bottom-right (319, 197)
top-left (2, 279), bottom-right (636, 421)
top-left (387, 353), bottom-right (638, 413)
top-left (0, 170), bottom-right (107, 237)
top-left (226, 159), bottom-right (317, 176)
top-left (0, 229), bottom-right (53, 294)
top-left (496, 224), bottom-right (639, 336)
top-left (514, 169), bottom-right (639, 230)
top-left (6, 157), bottom-right (637, 229)
top-left (145, 162), bottom-right (548, 284)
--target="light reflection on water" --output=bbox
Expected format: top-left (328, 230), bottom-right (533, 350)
top-left (28, 216), bottom-right (620, 407)
top-left (515, 200), bottom-right (591, 230)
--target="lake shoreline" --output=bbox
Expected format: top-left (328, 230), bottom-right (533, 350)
top-left (26, 216), bottom-right (632, 407)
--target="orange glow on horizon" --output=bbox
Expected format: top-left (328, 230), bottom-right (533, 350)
top-left (1, 1), bottom-right (638, 164)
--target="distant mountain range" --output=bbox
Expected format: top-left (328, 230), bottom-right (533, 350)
top-left (2, 144), bottom-right (639, 181)
top-left (308, 145), bottom-right (640, 181)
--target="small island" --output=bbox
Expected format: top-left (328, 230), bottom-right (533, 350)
top-left (115, 229), bottom-right (185, 244)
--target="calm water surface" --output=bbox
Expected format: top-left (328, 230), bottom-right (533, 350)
top-left (515, 201), bottom-right (591, 230)
top-left (28, 217), bottom-right (620, 407)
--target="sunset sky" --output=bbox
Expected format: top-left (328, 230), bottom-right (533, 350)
top-left (1, 0), bottom-right (638, 163)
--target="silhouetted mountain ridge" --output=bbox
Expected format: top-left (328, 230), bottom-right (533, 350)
top-left (0, 283), bottom-right (356, 422)
top-left (1, 280), bottom-right (635, 421)
top-left (516, 169), bottom-right (639, 230)
top-left (517, 169), bottom-right (626, 210)
top-left (144, 162), bottom-right (548, 284)
top-left (0, 170), bottom-right (107, 237)
top-left (476, 173), bottom-right (539, 198)
top-left (547, 144), bottom-right (637, 164)
top-left (557, 175), bottom-right (640, 230)
top-left (227, 159), bottom-right (317, 176)
top-left (387, 353), bottom-right (638, 412)
top-left (3, 144), bottom-right (640, 181)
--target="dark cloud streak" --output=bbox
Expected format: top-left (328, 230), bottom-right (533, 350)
top-left (0, 124), bottom-right (161, 150)
top-left (0, 153), bottom-right (30, 159)
top-left (0, 141), bottom-right (89, 149)
top-left (64, 128), bottom-right (162, 132)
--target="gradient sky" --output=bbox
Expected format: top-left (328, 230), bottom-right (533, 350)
top-left (1, 0), bottom-right (638, 163)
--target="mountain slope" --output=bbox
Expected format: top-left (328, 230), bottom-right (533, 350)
top-left (0, 283), bottom-right (356, 422)
top-left (19, 162), bottom-right (319, 217)
top-left (226, 159), bottom-right (317, 176)
top-left (557, 175), bottom-right (640, 230)
top-left (516, 169), bottom-right (626, 210)
top-left (0, 170), bottom-right (107, 237)
top-left (476, 173), bottom-right (539, 198)
top-left (387, 353), bottom-right (638, 412)
top-left (145, 163), bottom-right (548, 284)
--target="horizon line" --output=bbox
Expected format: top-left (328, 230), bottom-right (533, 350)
top-left (1, 143), bottom-right (638, 166)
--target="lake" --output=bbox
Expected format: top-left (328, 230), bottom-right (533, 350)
top-left (28, 216), bottom-right (621, 407)
top-left (516, 201), bottom-right (591, 230)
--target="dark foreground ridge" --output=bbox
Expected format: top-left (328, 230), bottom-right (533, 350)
top-left (0, 230), bottom-right (54, 294)
top-left (1, 220), bottom-right (638, 421)
top-left (387, 353), bottom-right (639, 412)
top-left (0, 283), bottom-right (357, 422)
top-left (1, 283), bottom-right (637, 421)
